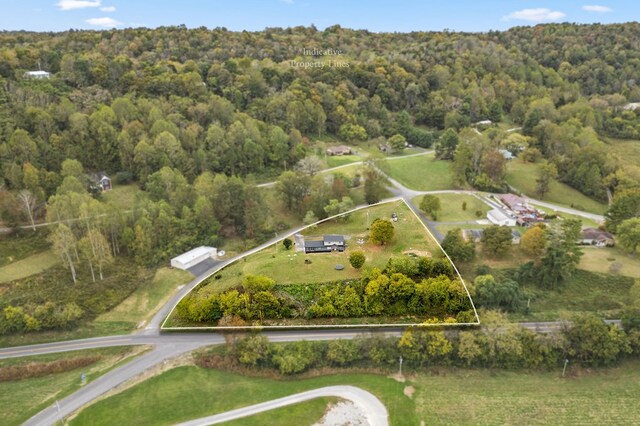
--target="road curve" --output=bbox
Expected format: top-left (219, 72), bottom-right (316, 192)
top-left (174, 385), bottom-right (388, 426)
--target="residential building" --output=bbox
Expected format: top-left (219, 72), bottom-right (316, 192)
top-left (304, 235), bottom-right (346, 253)
top-left (326, 145), bottom-right (352, 156)
top-left (578, 228), bottom-right (615, 247)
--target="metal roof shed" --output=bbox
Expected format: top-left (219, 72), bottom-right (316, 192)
top-left (170, 246), bottom-right (217, 270)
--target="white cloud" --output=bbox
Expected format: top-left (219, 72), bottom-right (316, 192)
top-left (503, 8), bottom-right (566, 23)
top-left (100, 6), bottom-right (116, 12)
top-left (583, 5), bottom-right (612, 12)
top-left (57, 0), bottom-right (101, 10)
top-left (86, 17), bottom-right (123, 28)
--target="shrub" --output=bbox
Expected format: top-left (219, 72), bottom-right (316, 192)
top-left (348, 250), bottom-right (366, 269)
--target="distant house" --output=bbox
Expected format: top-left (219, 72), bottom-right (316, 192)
top-left (500, 194), bottom-right (527, 213)
top-left (511, 229), bottom-right (521, 245)
top-left (487, 209), bottom-right (516, 227)
top-left (623, 102), bottom-right (640, 111)
top-left (304, 234), bottom-right (346, 253)
top-left (578, 228), bottom-right (615, 247)
top-left (498, 149), bottom-right (515, 160)
top-left (326, 145), bottom-right (352, 156)
top-left (474, 120), bottom-right (492, 126)
top-left (89, 172), bottom-right (112, 191)
top-left (24, 70), bottom-right (51, 79)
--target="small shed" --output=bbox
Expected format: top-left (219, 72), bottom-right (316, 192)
top-left (171, 246), bottom-right (217, 270)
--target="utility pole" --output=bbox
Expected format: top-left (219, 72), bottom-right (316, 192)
top-left (398, 355), bottom-right (403, 377)
top-left (562, 358), bottom-right (569, 377)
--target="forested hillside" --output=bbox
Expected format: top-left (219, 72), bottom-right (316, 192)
top-left (1, 23), bottom-right (640, 257)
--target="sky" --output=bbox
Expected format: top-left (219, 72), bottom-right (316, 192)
top-left (0, 1), bottom-right (637, 33)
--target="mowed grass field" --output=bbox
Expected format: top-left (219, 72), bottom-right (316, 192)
top-left (386, 153), bottom-right (457, 191)
top-left (412, 193), bottom-right (490, 222)
top-left (0, 346), bottom-right (141, 426)
top-left (0, 250), bottom-right (59, 283)
top-left (0, 229), bottom-right (50, 267)
top-left (413, 361), bottom-right (640, 425)
top-left (195, 200), bottom-right (444, 296)
top-left (101, 183), bottom-right (148, 209)
top-left (69, 366), bottom-right (416, 426)
top-left (96, 267), bottom-right (193, 329)
top-left (219, 398), bottom-right (338, 426)
top-left (506, 161), bottom-right (606, 214)
top-left (326, 154), bottom-right (361, 168)
top-left (70, 361), bottom-right (640, 426)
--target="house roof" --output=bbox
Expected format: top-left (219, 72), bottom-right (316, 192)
top-left (326, 145), bottom-right (351, 153)
top-left (500, 194), bottom-right (525, 208)
top-left (324, 234), bottom-right (345, 242)
top-left (581, 227), bottom-right (614, 241)
top-left (171, 246), bottom-right (216, 264)
top-left (305, 240), bottom-right (327, 248)
top-left (25, 70), bottom-right (50, 76)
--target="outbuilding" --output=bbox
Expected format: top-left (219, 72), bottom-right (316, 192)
top-left (171, 246), bottom-right (217, 270)
top-left (487, 209), bottom-right (516, 227)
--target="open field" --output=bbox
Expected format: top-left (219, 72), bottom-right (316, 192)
top-left (605, 137), bottom-right (640, 168)
top-left (0, 346), bottom-right (141, 426)
top-left (196, 201), bottom-right (444, 295)
top-left (0, 229), bottom-right (50, 267)
top-left (577, 246), bottom-right (640, 278)
top-left (413, 193), bottom-right (490, 222)
top-left (386, 154), bottom-right (457, 191)
top-left (95, 267), bottom-right (193, 329)
top-left (326, 154), bottom-right (361, 168)
top-left (70, 360), bottom-right (640, 426)
top-left (413, 360), bottom-right (640, 425)
top-left (506, 269), bottom-right (635, 321)
top-left (101, 184), bottom-right (147, 209)
top-left (0, 250), bottom-right (58, 283)
top-left (69, 366), bottom-right (415, 426)
top-left (506, 161), bottom-right (606, 214)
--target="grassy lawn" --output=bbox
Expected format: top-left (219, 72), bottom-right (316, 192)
top-left (0, 250), bottom-right (59, 283)
top-left (195, 201), bottom-right (444, 295)
top-left (0, 346), bottom-right (141, 426)
top-left (412, 194), bottom-right (490, 222)
top-left (101, 184), bottom-right (147, 209)
top-left (223, 397), bottom-right (338, 426)
top-left (95, 267), bottom-right (193, 329)
top-left (386, 153), bottom-right (456, 191)
top-left (326, 154), bottom-right (361, 168)
top-left (70, 360), bottom-right (640, 426)
top-left (605, 137), bottom-right (640, 168)
top-left (506, 161), bottom-right (606, 214)
top-left (0, 229), bottom-right (50, 267)
top-left (578, 246), bottom-right (640, 278)
top-left (69, 366), bottom-right (416, 426)
top-left (413, 360), bottom-right (640, 425)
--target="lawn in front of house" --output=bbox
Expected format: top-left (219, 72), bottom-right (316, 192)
top-left (101, 183), bottom-right (148, 210)
top-left (506, 161), bottom-right (606, 214)
top-left (194, 200), bottom-right (444, 296)
top-left (386, 153), bottom-right (457, 191)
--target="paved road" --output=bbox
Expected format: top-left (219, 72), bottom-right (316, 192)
top-left (175, 385), bottom-right (388, 426)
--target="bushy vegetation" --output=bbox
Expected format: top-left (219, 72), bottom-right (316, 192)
top-left (176, 256), bottom-right (474, 325)
top-left (199, 311), bottom-right (638, 375)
